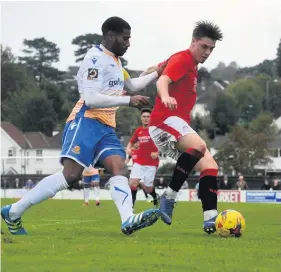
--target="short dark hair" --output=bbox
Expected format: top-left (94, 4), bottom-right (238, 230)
top-left (141, 108), bottom-right (151, 115)
top-left (102, 16), bottom-right (131, 35)
top-left (192, 21), bottom-right (223, 41)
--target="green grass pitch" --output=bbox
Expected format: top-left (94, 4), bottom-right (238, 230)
top-left (1, 199), bottom-right (280, 272)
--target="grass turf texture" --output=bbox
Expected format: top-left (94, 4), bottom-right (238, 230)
top-left (1, 199), bottom-right (280, 272)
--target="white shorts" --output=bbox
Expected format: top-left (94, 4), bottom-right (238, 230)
top-left (149, 116), bottom-right (197, 160)
top-left (130, 163), bottom-right (157, 187)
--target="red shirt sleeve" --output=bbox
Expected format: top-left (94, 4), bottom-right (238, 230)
top-left (129, 128), bottom-right (139, 144)
top-left (162, 54), bottom-right (188, 82)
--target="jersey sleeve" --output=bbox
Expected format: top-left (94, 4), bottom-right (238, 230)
top-left (129, 128), bottom-right (139, 144)
top-left (79, 54), bottom-right (105, 92)
top-left (162, 54), bottom-right (188, 82)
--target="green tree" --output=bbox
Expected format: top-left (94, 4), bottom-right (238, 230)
top-left (249, 112), bottom-right (278, 136)
top-left (227, 78), bottom-right (264, 124)
top-left (254, 75), bottom-right (281, 118)
top-left (210, 61), bottom-right (238, 81)
top-left (2, 82), bottom-right (57, 136)
top-left (72, 33), bottom-right (128, 67)
top-left (1, 46), bottom-right (33, 102)
top-left (214, 126), bottom-right (273, 174)
top-left (116, 107), bottom-right (141, 135)
top-left (19, 37), bottom-right (61, 82)
top-left (237, 59), bottom-right (276, 78)
top-left (198, 67), bottom-right (210, 83)
top-left (209, 93), bottom-right (238, 134)
top-left (276, 38), bottom-right (281, 77)
top-left (72, 34), bottom-right (102, 62)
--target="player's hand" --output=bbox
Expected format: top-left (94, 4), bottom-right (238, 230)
top-left (150, 152), bottom-right (158, 160)
top-left (156, 61), bottom-right (168, 77)
top-left (161, 96), bottom-right (177, 110)
top-left (129, 95), bottom-right (150, 108)
top-left (126, 148), bottom-right (132, 156)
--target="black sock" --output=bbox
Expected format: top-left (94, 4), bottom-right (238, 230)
top-left (199, 169), bottom-right (218, 211)
top-left (131, 189), bottom-right (137, 206)
top-left (169, 149), bottom-right (203, 192)
top-left (149, 187), bottom-right (157, 200)
top-left (142, 189), bottom-right (148, 198)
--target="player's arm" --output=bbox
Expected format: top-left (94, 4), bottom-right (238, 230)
top-left (126, 130), bottom-right (138, 155)
top-left (156, 56), bottom-right (187, 110)
top-left (123, 68), bottom-right (158, 92)
top-left (139, 65), bottom-right (158, 77)
top-left (81, 58), bottom-right (148, 108)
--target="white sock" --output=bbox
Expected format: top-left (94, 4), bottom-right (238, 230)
top-left (83, 188), bottom-right (89, 203)
top-left (94, 186), bottom-right (100, 201)
top-left (110, 176), bottom-right (133, 223)
top-left (166, 187), bottom-right (177, 200)
top-left (9, 172), bottom-right (68, 220)
top-left (204, 209), bottom-right (218, 221)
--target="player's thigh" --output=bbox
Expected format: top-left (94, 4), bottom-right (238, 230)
top-left (142, 166), bottom-right (157, 188)
top-left (194, 149), bottom-right (218, 173)
top-left (61, 118), bottom-right (102, 183)
top-left (94, 130), bottom-right (127, 176)
top-left (149, 116), bottom-right (205, 160)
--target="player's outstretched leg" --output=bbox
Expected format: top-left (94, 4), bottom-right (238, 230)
top-left (160, 149), bottom-right (204, 224)
top-left (1, 171), bottom-right (70, 235)
top-left (109, 175), bottom-right (170, 235)
top-left (1, 159), bottom-right (83, 235)
top-left (1, 205), bottom-right (27, 235)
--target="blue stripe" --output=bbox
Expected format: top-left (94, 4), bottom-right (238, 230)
top-left (114, 186), bottom-right (128, 205)
top-left (83, 176), bottom-right (92, 183)
top-left (95, 45), bottom-right (103, 52)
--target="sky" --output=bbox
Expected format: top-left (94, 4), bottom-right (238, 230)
top-left (1, 0), bottom-right (281, 72)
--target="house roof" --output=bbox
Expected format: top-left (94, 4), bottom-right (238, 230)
top-left (1, 121), bottom-right (61, 149)
top-left (24, 132), bottom-right (51, 149)
top-left (1, 121), bottom-right (31, 148)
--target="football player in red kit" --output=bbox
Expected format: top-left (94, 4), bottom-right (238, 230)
top-left (126, 109), bottom-right (160, 208)
top-left (148, 21), bottom-right (223, 234)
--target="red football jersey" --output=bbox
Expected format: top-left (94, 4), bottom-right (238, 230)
top-left (129, 127), bottom-right (159, 166)
top-left (150, 50), bottom-right (198, 126)
top-left (131, 148), bottom-right (138, 164)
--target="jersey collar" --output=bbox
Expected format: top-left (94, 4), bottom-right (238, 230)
top-left (100, 44), bottom-right (115, 57)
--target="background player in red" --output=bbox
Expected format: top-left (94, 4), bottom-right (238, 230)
top-left (125, 142), bottom-right (150, 205)
top-left (148, 21), bottom-right (223, 234)
top-left (126, 109), bottom-right (160, 209)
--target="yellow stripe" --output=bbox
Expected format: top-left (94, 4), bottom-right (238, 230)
top-left (123, 68), bottom-right (130, 81)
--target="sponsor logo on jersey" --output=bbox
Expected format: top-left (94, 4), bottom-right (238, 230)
top-left (109, 78), bottom-right (124, 88)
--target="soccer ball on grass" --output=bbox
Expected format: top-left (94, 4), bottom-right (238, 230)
top-left (215, 209), bottom-right (245, 238)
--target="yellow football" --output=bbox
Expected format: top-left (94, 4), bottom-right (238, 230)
top-left (215, 209), bottom-right (246, 238)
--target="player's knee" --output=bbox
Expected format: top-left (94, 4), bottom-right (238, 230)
top-left (200, 158), bottom-right (219, 172)
top-left (196, 140), bottom-right (207, 154)
top-left (63, 171), bottom-right (82, 185)
top-left (111, 164), bottom-right (129, 177)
